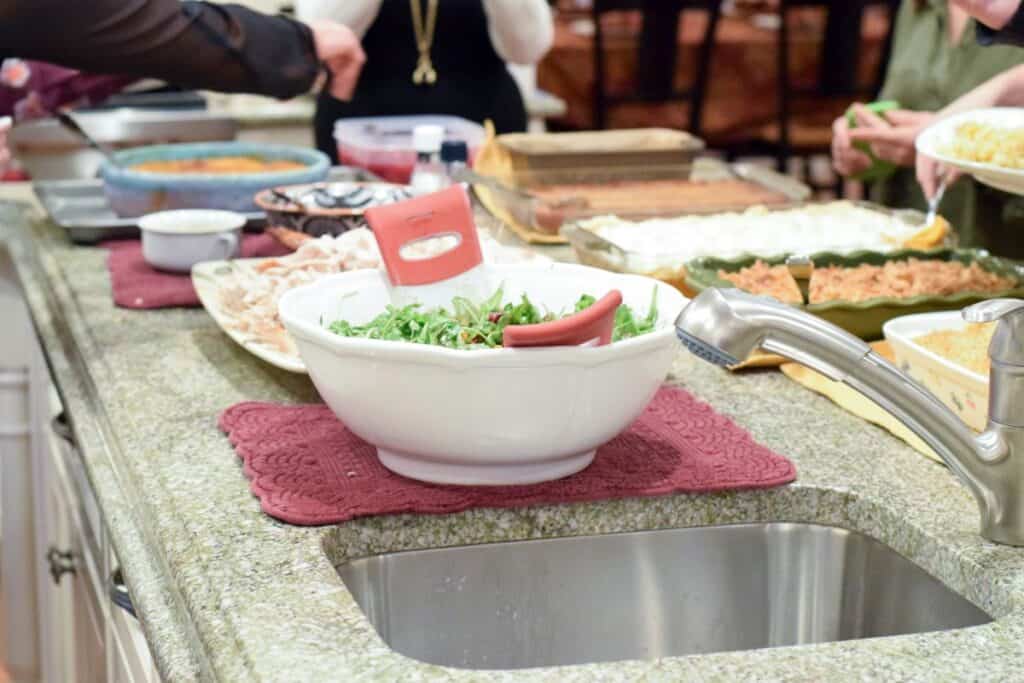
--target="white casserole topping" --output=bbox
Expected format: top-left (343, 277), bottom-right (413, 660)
top-left (580, 201), bottom-right (923, 261)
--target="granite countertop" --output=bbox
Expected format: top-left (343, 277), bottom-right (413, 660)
top-left (4, 201), bottom-right (1024, 681)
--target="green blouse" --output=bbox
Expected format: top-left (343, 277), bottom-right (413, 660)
top-left (874, 0), bottom-right (1024, 258)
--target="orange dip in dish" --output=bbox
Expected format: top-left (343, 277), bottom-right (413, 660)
top-left (131, 157), bottom-right (308, 174)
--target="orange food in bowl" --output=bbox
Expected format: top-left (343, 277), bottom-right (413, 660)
top-left (131, 156), bottom-right (308, 174)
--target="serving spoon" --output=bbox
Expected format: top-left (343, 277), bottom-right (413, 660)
top-left (54, 110), bottom-right (119, 166)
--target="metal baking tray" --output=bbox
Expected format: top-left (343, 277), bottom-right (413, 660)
top-left (476, 158), bottom-right (812, 237)
top-left (36, 165), bottom-right (381, 244)
top-left (562, 200), bottom-right (944, 297)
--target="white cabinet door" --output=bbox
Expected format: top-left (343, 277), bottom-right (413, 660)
top-left (107, 565), bottom-right (161, 683)
top-left (40, 405), bottom-right (108, 683)
top-left (37, 444), bottom-right (76, 683)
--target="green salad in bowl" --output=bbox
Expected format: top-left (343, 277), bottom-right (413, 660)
top-left (325, 287), bottom-right (659, 349)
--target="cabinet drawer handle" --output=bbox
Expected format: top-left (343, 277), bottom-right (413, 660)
top-left (46, 546), bottom-right (76, 585)
top-left (110, 568), bottom-right (136, 619)
top-left (50, 411), bottom-right (74, 446)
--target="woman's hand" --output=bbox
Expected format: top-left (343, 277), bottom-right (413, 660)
top-left (831, 114), bottom-right (871, 177)
top-left (308, 20), bottom-right (366, 101)
top-left (846, 106), bottom-right (935, 167)
top-left (950, 0), bottom-right (1021, 27)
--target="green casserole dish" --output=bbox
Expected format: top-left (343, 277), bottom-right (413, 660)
top-left (683, 248), bottom-right (1024, 340)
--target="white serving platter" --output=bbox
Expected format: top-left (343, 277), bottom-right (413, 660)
top-left (916, 107), bottom-right (1024, 196)
top-left (192, 258), bottom-right (308, 374)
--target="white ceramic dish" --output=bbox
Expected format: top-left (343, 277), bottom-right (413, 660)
top-left (883, 311), bottom-right (989, 432)
top-left (190, 232), bottom-right (552, 374)
top-left (278, 263), bottom-right (688, 485)
top-left (192, 258), bottom-right (307, 374)
top-left (916, 108), bottom-right (1024, 196)
top-left (139, 209), bottom-right (245, 273)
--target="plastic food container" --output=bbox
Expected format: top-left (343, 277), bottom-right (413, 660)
top-left (101, 142), bottom-right (329, 217)
top-left (884, 311), bottom-right (989, 432)
top-left (333, 115), bottom-right (484, 183)
top-left (278, 186), bottom-right (687, 486)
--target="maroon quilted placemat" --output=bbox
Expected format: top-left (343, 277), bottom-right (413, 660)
top-left (101, 233), bottom-right (289, 309)
top-left (219, 386), bottom-right (796, 525)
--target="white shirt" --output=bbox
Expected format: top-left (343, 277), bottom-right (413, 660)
top-left (295, 0), bottom-right (554, 65)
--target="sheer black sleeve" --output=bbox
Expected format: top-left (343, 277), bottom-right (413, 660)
top-left (0, 0), bottom-right (319, 99)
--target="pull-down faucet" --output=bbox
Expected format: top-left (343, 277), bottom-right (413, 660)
top-left (675, 288), bottom-right (1024, 546)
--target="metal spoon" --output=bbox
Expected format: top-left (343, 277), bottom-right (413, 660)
top-left (54, 110), bottom-right (119, 165)
top-left (925, 174), bottom-right (948, 227)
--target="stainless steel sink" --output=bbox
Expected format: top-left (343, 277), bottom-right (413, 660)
top-left (338, 523), bottom-right (991, 670)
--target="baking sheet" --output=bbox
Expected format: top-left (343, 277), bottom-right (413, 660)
top-left (37, 166), bottom-right (380, 244)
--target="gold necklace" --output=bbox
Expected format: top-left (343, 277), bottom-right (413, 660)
top-left (410, 0), bottom-right (439, 85)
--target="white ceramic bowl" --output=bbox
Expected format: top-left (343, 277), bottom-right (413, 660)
top-left (139, 209), bottom-right (246, 273)
top-left (278, 263), bottom-right (688, 485)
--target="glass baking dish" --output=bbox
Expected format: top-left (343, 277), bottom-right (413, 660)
top-left (476, 159), bottom-right (811, 235)
top-left (562, 200), bottom-right (947, 297)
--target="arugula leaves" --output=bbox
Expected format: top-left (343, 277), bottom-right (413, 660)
top-left (326, 287), bottom-right (659, 349)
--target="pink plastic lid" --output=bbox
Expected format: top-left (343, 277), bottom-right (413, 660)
top-left (503, 290), bottom-right (623, 348)
top-left (364, 185), bottom-right (483, 286)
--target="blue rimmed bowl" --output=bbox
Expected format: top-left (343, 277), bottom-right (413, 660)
top-left (100, 142), bottom-right (330, 217)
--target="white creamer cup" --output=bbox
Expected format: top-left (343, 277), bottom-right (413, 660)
top-left (138, 209), bottom-right (246, 273)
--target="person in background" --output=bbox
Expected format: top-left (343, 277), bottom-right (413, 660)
top-left (829, 0), bottom-right (1024, 257)
top-left (0, 117), bottom-right (12, 179)
top-left (295, 0), bottom-right (554, 161)
top-left (916, 64), bottom-right (1024, 194)
top-left (0, 0), bottom-right (366, 107)
top-left (913, 0), bottom-right (1024, 204)
top-left (950, 0), bottom-right (1024, 42)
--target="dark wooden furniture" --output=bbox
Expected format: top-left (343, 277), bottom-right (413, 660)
top-left (591, 0), bottom-right (724, 136)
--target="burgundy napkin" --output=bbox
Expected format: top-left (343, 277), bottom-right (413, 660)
top-left (219, 386), bottom-right (797, 525)
top-left (102, 233), bottom-right (290, 309)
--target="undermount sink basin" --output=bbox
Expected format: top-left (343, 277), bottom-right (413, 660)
top-left (338, 523), bottom-right (991, 670)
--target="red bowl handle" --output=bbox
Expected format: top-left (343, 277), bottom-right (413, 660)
top-left (364, 185), bottom-right (483, 286)
top-left (503, 290), bottom-right (623, 348)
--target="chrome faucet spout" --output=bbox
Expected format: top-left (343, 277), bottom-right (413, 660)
top-left (675, 288), bottom-right (1024, 546)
